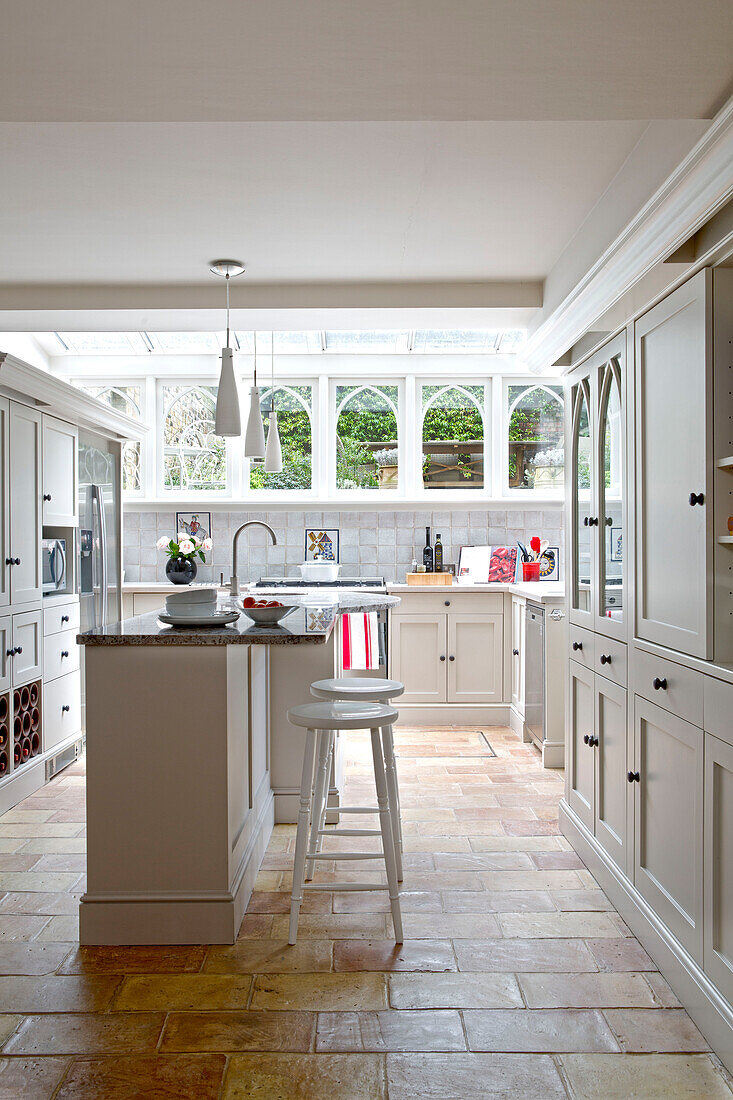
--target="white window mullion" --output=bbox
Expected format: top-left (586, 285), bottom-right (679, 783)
top-left (403, 375), bottom-right (417, 497)
top-left (491, 377), bottom-right (503, 498)
top-left (317, 375), bottom-right (330, 498)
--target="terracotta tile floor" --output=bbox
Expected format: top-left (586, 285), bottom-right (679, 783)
top-left (0, 726), bottom-right (731, 1098)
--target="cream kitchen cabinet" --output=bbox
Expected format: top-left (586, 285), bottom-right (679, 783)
top-left (633, 695), bottom-right (704, 963)
top-left (42, 415), bottom-right (78, 527)
top-left (567, 659), bottom-right (629, 872)
top-left (510, 595), bottom-right (525, 713)
top-left (447, 612), bottom-right (503, 705)
top-left (0, 615), bottom-right (10, 693)
top-left (11, 609), bottom-right (43, 686)
top-left (8, 402), bottom-right (42, 607)
top-left (704, 732), bottom-right (733, 1002)
top-left (390, 613), bottom-right (446, 705)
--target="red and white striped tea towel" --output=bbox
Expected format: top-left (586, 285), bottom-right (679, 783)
top-left (342, 612), bottom-right (379, 671)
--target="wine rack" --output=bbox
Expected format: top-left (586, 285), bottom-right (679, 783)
top-left (11, 681), bottom-right (41, 773)
top-left (0, 692), bottom-right (9, 777)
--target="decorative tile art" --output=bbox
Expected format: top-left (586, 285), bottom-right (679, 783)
top-left (305, 528), bottom-right (340, 562)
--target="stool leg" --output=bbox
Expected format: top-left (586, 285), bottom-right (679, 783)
top-left (289, 727), bottom-right (317, 945)
top-left (306, 730), bottom-right (331, 881)
top-left (382, 724), bottom-right (403, 882)
top-left (316, 730), bottom-right (335, 848)
top-left (370, 726), bottom-right (403, 943)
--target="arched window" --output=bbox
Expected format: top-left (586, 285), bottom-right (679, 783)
top-left (79, 384), bottom-right (142, 493)
top-left (507, 385), bottom-right (564, 490)
top-left (422, 384), bottom-right (485, 490)
top-left (161, 385), bottom-right (226, 491)
top-left (335, 385), bottom-right (399, 491)
top-left (250, 384), bottom-right (313, 491)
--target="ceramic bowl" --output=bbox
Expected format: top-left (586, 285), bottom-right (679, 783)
top-left (239, 603), bottom-right (297, 624)
top-left (298, 562), bottom-right (340, 583)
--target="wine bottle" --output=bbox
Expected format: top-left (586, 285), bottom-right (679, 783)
top-left (423, 526), bottom-right (434, 572)
top-left (434, 534), bottom-right (443, 572)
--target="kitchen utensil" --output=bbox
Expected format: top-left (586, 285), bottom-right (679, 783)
top-left (298, 562), bottom-right (340, 583)
top-left (517, 541), bottom-right (530, 562)
top-left (522, 561), bottom-right (541, 582)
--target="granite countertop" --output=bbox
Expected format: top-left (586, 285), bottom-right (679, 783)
top-left (77, 592), bottom-right (400, 646)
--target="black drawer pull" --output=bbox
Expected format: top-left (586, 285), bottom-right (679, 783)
top-left (572, 641), bottom-right (582, 652)
top-left (5, 649), bottom-right (12, 658)
top-left (512, 648), bottom-right (519, 656)
top-left (61, 705), bottom-right (70, 713)
top-left (61, 650), bottom-right (69, 658)
top-left (589, 736), bottom-right (598, 747)
top-left (583, 734), bottom-right (590, 744)
top-left (583, 517), bottom-right (589, 527)
top-left (444, 600), bottom-right (451, 607)
top-left (600, 654), bottom-right (611, 665)
top-left (61, 615), bottom-right (70, 623)
top-left (15, 647), bottom-right (22, 655)
top-left (688, 492), bottom-right (704, 506)
top-left (627, 771), bottom-right (640, 783)
top-left (652, 677), bottom-right (667, 691)
top-left (449, 655), bottom-right (455, 662)
top-left (588, 517), bottom-right (599, 527)
top-left (43, 493), bottom-right (52, 502)
top-left (439, 655), bottom-right (446, 662)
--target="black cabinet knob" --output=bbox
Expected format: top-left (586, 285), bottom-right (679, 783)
top-left (604, 517), bottom-right (613, 526)
top-left (4, 559), bottom-right (11, 566)
top-left (589, 736), bottom-right (599, 747)
top-left (449, 655), bottom-right (455, 662)
top-left (13, 558), bottom-right (20, 565)
top-left (439, 655), bottom-right (446, 662)
top-left (627, 771), bottom-right (640, 783)
top-left (600, 654), bottom-right (611, 665)
top-left (61, 705), bottom-right (70, 713)
top-left (652, 677), bottom-right (667, 691)
top-left (583, 517), bottom-right (589, 527)
top-left (572, 641), bottom-right (582, 651)
top-left (589, 517), bottom-right (600, 527)
top-left (512, 648), bottom-right (519, 656)
top-left (61, 615), bottom-right (69, 623)
top-left (583, 734), bottom-right (590, 744)
top-left (444, 601), bottom-right (451, 607)
top-left (43, 493), bottom-right (51, 501)
top-left (15, 647), bottom-right (22, 655)
top-left (61, 650), bottom-right (69, 658)
top-left (689, 492), bottom-right (704, 506)
top-left (5, 649), bottom-right (12, 658)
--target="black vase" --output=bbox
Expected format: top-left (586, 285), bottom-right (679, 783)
top-left (165, 555), bottom-right (197, 585)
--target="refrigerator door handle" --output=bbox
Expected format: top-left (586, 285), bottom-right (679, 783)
top-left (91, 484), bottom-right (109, 626)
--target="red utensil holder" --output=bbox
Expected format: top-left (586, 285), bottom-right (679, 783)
top-left (522, 561), bottom-right (541, 582)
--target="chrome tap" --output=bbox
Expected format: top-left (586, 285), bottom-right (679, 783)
top-left (230, 521), bottom-right (277, 596)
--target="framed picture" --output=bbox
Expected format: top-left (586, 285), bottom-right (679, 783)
top-left (457, 545), bottom-right (491, 584)
top-left (610, 527), bottom-right (623, 562)
top-left (539, 546), bottom-right (560, 582)
top-left (305, 528), bottom-right (340, 562)
top-left (488, 546), bottom-right (518, 583)
top-left (175, 511), bottom-right (211, 542)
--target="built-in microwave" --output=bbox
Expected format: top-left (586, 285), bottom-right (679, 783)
top-left (42, 537), bottom-right (67, 594)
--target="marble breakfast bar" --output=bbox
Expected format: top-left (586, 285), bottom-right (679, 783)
top-left (76, 592), bottom-right (399, 946)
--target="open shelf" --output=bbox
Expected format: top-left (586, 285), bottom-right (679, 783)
top-left (716, 456), bottom-right (733, 470)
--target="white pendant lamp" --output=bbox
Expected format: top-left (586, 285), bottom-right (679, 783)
top-left (210, 260), bottom-right (244, 437)
top-left (244, 330), bottom-right (266, 458)
top-left (264, 332), bottom-right (283, 473)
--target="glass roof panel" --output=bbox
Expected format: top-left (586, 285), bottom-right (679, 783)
top-left (324, 331), bottom-right (411, 353)
top-left (55, 332), bottom-right (147, 354)
top-left (411, 329), bottom-right (501, 353)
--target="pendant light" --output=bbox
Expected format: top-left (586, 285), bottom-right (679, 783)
top-left (210, 259), bottom-right (244, 437)
top-left (244, 330), bottom-right (266, 457)
top-left (264, 332), bottom-right (283, 473)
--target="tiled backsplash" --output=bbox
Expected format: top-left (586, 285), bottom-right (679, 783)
top-left (123, 507), bottom-right (565, 585)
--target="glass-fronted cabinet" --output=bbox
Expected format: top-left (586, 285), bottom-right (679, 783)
top-left (567, 334), bottom-right (626, 640)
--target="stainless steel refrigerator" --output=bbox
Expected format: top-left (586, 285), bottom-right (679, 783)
top-left (78, 430), bottom-right (122, 726)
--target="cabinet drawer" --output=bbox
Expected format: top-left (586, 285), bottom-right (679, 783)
top-left (594, 637), bottom-right (627, 688)
top-left (44, 600), bottom-right (80, 637)
top-left (43, 670), bottom-right (81, 752)
top-left (395, 591), bottom-right (503, 615)
top-left (704, 677), bottom-right (733, 747)
top-left (12, 610), bottom-right (42, 686)
top-left (568, 625), bottom-right (595, 670)
top-left (632, 647), bottom-right (703, 727)
top-left (43, 629), bottom-right (80, 684)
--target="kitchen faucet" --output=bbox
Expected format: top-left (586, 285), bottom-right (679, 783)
top-left (230, 521), bottom-right (277, 596)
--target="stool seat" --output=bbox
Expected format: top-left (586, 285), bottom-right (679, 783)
top-left (288, 700), bottom-right (398, 731)
top-left (311, 676), bottom-right (404, 702)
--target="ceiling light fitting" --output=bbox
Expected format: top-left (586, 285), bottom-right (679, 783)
top-left (244, 330), bottom-right (266, 458)
top-left (210, 259), bottom-right (245, 438)
top-left (264, 332), bottom-right (282, 473)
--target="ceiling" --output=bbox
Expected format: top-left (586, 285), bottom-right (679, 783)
top-left (1, 1), bottom-right (731, 122)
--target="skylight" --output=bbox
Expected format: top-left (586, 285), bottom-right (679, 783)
top-left (324, 331), bottom-right (411, 353)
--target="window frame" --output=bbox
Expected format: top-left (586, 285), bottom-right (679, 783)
top-left (72, 377), bottom-right (147, 498)
top-left (503, 378), bottom-right (565, 498)
top-left (417, 378), bottom-right (492, 499)
top-left (329, 377), bottom-right (405, 499)
top-left (246, 378), bottom-right (318, 498)
top-left (156, 378), bottom-right (234, 498)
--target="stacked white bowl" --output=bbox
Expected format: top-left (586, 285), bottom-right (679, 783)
top-left (164, 587), bottom-right (218, 618)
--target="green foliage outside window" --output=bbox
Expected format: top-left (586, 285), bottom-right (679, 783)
top-left (508, 385), bottom-right (564, 488)
top-left (250, 386), bottom-right (313, 490)
top-left (335, 386), bottom-right (399, 489)
top-left (422, 385), bottom-right (485, 488)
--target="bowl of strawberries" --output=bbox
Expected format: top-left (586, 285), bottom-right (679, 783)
top-left (239, 596), bottom-right (298, 624)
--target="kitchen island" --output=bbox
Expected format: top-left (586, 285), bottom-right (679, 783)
top-left (76, 591), bottom-right (399, 945)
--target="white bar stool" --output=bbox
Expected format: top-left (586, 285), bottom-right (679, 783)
top-left (287, 700), bottom-right (403, 945)
top-left (309, 677), bottom-right (404, 881)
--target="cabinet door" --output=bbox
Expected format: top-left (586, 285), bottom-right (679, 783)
top-left (9, 403), bottom-right (42, 606)
top-left (12, 610), bottom-right (43, 686)
top-left (634, 696), bottom-right (703, 962)
top-left (448, 613), bottom-right (503, 704)
top-left (0, 615), bottom-right (11, 693)
top-left (635, 270), bottom-right (712, 659)
top-left (42, 416), bottom-right (78, 527)
top-left (510, 596), bottom-right (525, 712)
top-left (594, 675), bottom-right (627, 871)
top-left (569, 376), bottom-right (596, 627)
top-left (596, 355), bottom-right (625, 641)
top-left (567, 660), bottom-right (595, 831)
top-left (704, 733), bottom-right (733, 1002)
top-left (0, 399), bottom-right (9, 609)
top-left (389, 613), bottom-right (446, 704)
